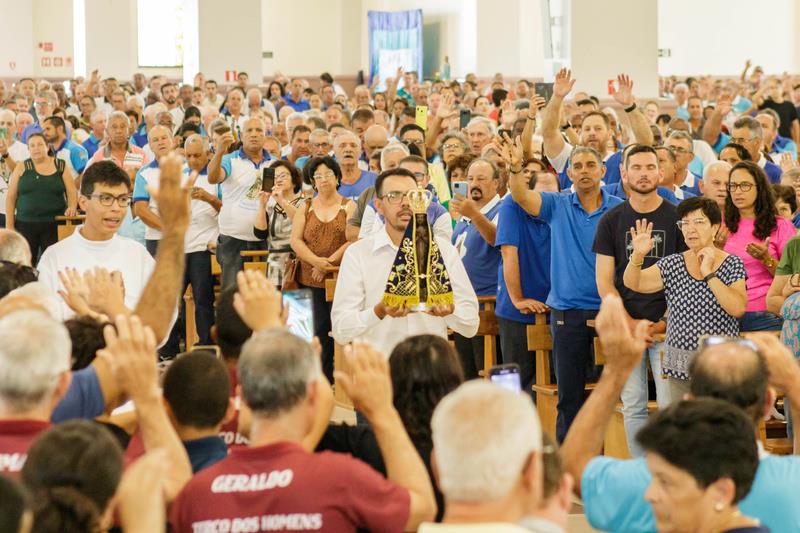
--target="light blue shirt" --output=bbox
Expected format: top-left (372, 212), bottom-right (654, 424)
top-left (537, 190), bottom-right (623, 310)
top-left (582, 454), bottom-right (800, 533)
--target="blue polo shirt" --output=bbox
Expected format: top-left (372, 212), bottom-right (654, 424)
top-left (538, 189), bottom-right (623, 310)
top-left (772, 135), bottom-right (798, 161)
top-left (452, 195), bottom-right (502, 296)
top-left (282, 95), bottom-right (310, 112)
top-left (602, 182), bottom-right (680, 205)
top-left (337, 170), bottom-right (376, 200)
top-left (764, 159), bottom-right (782, 184)
top-left (82, 133), bottom-right (101, 158)
top-left (495, 195), bottom-right (550, 323)
top-left (582, 454), bottom-right (800, 533)
top-left (53, 138), bottom-right (89, 175)
top-left (679, 171), bottom-right (703, 196)
top-left (131, 123), bottom-right (148, 147)
top-left (557, 150), bottom-right (623, 190)
top-left (710, 132), bottom-right (732, 154)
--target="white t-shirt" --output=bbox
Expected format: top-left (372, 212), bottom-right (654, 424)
top-left (38, 228), bottom-right (156, 321)
top-left (218, 149), bottom-right (272, 241)
top-left (184, 168), bottom-right (220, 253)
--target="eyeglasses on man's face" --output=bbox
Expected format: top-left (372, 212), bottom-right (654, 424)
top-left (85, 193), bottom-right (132, 207)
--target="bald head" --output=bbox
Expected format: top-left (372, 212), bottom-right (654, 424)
top-left (0, 229), bottom-right (32, 266)
top-left (364, 125), bottom-right (389, 158)
top-left (689, 342), bottom-right (768, 424)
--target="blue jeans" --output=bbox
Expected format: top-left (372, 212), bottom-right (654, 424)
top-left (216, 235), bottom-right (265, 291)
top-left (620, 342), bottom-right (671, 458)
top-left (550, 309), bottom-right (599, 442)
top-left (739, 311), bottom-right (783, 332)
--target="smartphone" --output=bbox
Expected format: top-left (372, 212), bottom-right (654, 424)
top-left (415, 105), bottom-right (428, 129)
top-left (451, 181), bottom-right (468, 198)
top-left (459, 108), bottom-right (471, 129)
top-left (283, 289), bottom-right (314, 343)
top-left (213, 123), bottom-right (231, 137)
top-left (489, 363), bottom-right (522, 393)
top-left (262, 167), bottom-right (275, 192)
top-left (0, 127), bottom-right (7, 140)
top-left (534, 82), bottom-right (554, 103)
top-left (189, 345), bottom-right (222, 359)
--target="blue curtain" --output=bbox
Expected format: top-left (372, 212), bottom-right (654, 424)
top-left (368, 9), bottom-right (423, 90)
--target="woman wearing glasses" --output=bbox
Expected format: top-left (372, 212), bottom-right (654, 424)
top-left (290, 156), bottom-right (355, 382)
top-left (624, 196), bottom-right (747, 398)
top-left (6, 133), bottom-right (77, 263)
top-left (253, 160), bottom-right (304, 288)
top-left (723, 161), bottom-right (796, 331)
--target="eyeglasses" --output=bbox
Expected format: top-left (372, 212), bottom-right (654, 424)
top-left (411, 171), bottom-right (427, 179)
top-left (381, 190), bottom-right (412, 205)
top-left (311, 142), bottom-right (330, 149)
top-left (730, 137), bottom-right (756, 145)
top-left (442, 143), bottom-right (463, 150)
top-left (405, 139), bottom-right (425, 146)
top-left (670, 147), bottom-right (692, 154)
top-left (676, 218), bottom-right (709, 229)
top-left (313, 171), bottom-right (336, 181)
top-left (85, 193), bottom-right (132, 207)
top-left (727, 182), bottom-right (755, 192)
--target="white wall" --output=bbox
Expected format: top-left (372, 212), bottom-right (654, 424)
top-left (199, 0), bottom-right (262, 83)
top-left (570, 0), bottom-right (659, 97)
top-left (657, 0), bottom-right (799, 75)
top-left (33, 0), bottom-right (74, 78)
top-left (0, 0), bottom-right (35, 77)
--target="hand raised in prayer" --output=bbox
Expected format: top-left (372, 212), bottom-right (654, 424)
top-left (57, 267), bottom-right (92, 317)
top-left (610, 74), bottom-right (635, 108)
top-left (629, 218), bottom-right (654, 258)
top-left (595, 294), bottom-right (649, 374)
top-left (553, 68), bottom-right (576, 99)
top-left (335, 340), bottom-right (393, 420)
top-left (97, 314), bottom-right (159, 402)
top-left (85, 267), bottom-right (128, 318)
top-left (233, 270), bottom-right (285, 332)
top-left (148, 152), bottom-right (196, 235)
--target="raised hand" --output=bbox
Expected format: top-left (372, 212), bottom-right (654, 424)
top-left (749, 333), bottom-right (800, 393)
top-left (745, 237), bottom-right (770, 261)
top-left (215, 131), bottom-right (235, 155)
top-left (436, 91), bottom-right (456, 119)
top-left (334, 340), bottom-right (393, 419)
top-left (115, 450), bottom-right (169, 533)
top-left (85, 267), bottom-right (128, 317)
top-left (629, 219), bottom-right (654, 258)
top-left (98, 314), bottom-right (159, 401)
top-left (780, 152), bottom-right (798, 172)
top-left (611, 74), bottom-right (635, 107)
top-left (531, 95), bottom-right (547, 112)
top-left (148, 152), bottom-right (196, 236)
top-left (595, 294), bottom-right (649, 374)
top-left (233, 270), bottom-right (285, 332)
top-left (57, 267), bottom-right (92, 316)
top-left (553, 68), bottom-right (576, 99)
top-left (716, 93), bottom-right (733, 116)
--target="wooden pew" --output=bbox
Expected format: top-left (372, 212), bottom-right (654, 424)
top-left (323, 267), bottom-right (354, 410)
top-left (55, 215), bottom-right (86, 241)
top-left (476, 296), bottom-right (499, 375)
top-left (241, 249), bottom-right (269, 274)
top-left (528, 314), bottom-right (557, 437)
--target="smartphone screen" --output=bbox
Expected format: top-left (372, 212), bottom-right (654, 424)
top-left (415, 106), bottom-right (428, 129)
top-left (283, 289), bottom-right (314, 343)
top-left (451, 181), bottom-right (468, 198)
top-left (262, 167), bottom-right (275, 192)
top-left (0, 127), bottom-right (7, 140)
top-left (534, 82), bottom-right (554, 103)
top-left (489, 364), bottom-right (522, 393)
top-left (459, 108), bottom-right (471, 129)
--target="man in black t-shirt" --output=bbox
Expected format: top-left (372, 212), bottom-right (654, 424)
top-left (758, 79), bottom-right (799, 143)
top-left (592, 144), bottom-right (686, 457)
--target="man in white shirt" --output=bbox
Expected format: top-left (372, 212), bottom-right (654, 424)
top-left (161, 82), bottom-right (185, 127)
top-left (332, 168), bottom-right (479, 356)
top-left (37, 158), bottom-right (186, 345)
top-left (202, 79), bottom-right (224, 109)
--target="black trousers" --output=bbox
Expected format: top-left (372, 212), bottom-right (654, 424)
top-left (16, 219), bottom-right (58, 265)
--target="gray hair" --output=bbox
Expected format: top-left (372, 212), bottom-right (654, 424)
top-left (333, 130), bottom-right (362, 150)
top-left (184, 133), bottom-right (209, 151)
top-left (467, 116), bottom-right (496, 136)
top-left (90, 110), bottom-right (108, 125)
top-left (238, 329), bottom-right (321, 417)
top-left (309, 128), bottom-right (332, 144)
top-left (107, 110), bottom-right (129, 127)
top-left (438, 132), bottom-right (468, 160)
top-left (667, 129), bottom-right (694, 147)
top-left (380, 141), bottom-right (410, 169)
top-left (127, 95), bottom-right (145, 108)
top-left (0, 310), bottom-right (71, 413)
top-left (431, 381), bottom-right (542, 502)
top-left (703, 160), bottom-right (732, 180)
top-left (285, 111), bottom-right (306, 129)
top-left (733, 116), bottom-right (763, 139)
top-left (0, 229), bottom-right (31, 266)
top-left (756, 109), bottom-right (781, 129)
top-left (569, 145), bottom-right (603, 166)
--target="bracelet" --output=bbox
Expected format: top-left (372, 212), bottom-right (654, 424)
top-left (624, 103), bottom-right (637, 113)
top-left (527, 114), bottom-right (536, 121)
top-left (560, 124), bottom-right (571, 131)
top-left (703, 272), bottom-right (717, 282)
top-left (763, 256), bottom-right (777, 269)
top-left (629, 256), bottom-right (644, 267)
top-left (510, 166), bottom-right (523, 174)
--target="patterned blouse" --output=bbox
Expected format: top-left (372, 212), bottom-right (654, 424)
top-left (657, 253), bottom-right (747, 379)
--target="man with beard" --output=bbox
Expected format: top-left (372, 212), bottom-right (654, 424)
top-left (542, 70), bottom-right (653, 190)
top-left (592, 145), bottom-right (686, 457)
top-left (332, 168), bottom-right (478, 356)
top-left (449, 158), bottom-right (502, 378)
top-left (334, 131), bottom-right (376, 200)
top-left (509, 141), bottom-right (623, 442)
top-left (42, 116), bottom-right (88, 177)
top-left (161, 82), bottom-right (185, 126)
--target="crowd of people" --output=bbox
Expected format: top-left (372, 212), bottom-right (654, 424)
top-left (0, 58), bottom-right (800, 531)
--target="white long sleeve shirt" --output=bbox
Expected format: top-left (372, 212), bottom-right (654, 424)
top-left (332, 227), bottom-right (479, 356)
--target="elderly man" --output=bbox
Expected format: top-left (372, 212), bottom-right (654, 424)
top-left (731, 116), bottom-right (782, 183)
top-left (286, 125), bottom-right (311, 166)
top-left (0, 228), bottom-right (32, 265)
top-left (208, 117), bottom-right (271, 289)
top-left (700, 160), bottom-right (733, 218)
top-left (417, 380), bottom-right (542, 531)
top-left (283, 78), bottom-right (310, 112)
top-left (364, 124), bottom-right (389, 160)
top-left (81, 109), bottom-right (107, 158)
top-left (333, 168), bottom-right (478, 356)
top-left (756, 109), bottom-right (798, 161)
top-left (21, 91), bottom-right (56, 142)
top-left (664, 130), bottom-right (702, 196)
top-left (88, 111), bottom-right (146, 179)
top-left (654, 145), bottom-right (695, 201)
top-left (170, 319), bottom-right (436, 531)
top-left (562, 294), bottom-right (800, 533)
top-left (334, 131), bottom-right (376, 200)
top-left (293, 128), bottom-right (332, 170)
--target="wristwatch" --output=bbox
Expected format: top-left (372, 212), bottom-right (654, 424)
top-left (703, 272), bottom-right (717, 282)
top-left (763, 256), bottom-right (777, 269)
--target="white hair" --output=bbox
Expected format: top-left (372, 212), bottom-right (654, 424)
top-left (0, 229), bottom-right (31, 265)
top-left (333, 130), bottom-right (362, 150)
top-left (309, 128), bottom-right (331, 143)
top-left (431, 381), bottom-right (542, 502)
top-left (90, 109), bottom-right (108, 124)
top-left (0, 109), bottom-right (15, 122)
top-left (380, 141), bottom-right (409, 169)
top-left (143, 102), bottom-right (167, 121)
top-left (127, 94), bottom-right (145, 108)
top-left (107, 110), bottom-right (128, 127)
top-left (467, 116), bottom-right (496, 136)
top-left (703, 160), bottom-right (732, 180)
top-left (0, 309), bottom-right (71, 413)
top-left (7, 282), bottom-right (61, 320)
top-left (185, 133), bottom-right (209, 151)
top-left (285, 111), bottom-right (306, 129)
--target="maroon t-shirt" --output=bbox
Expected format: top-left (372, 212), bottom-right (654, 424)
top-left (0, 419), bottom-right (52, 477)
top-left (220, 367), bottom-right (248, 448)
top-left (169, 441), bottom-right (411, 533)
